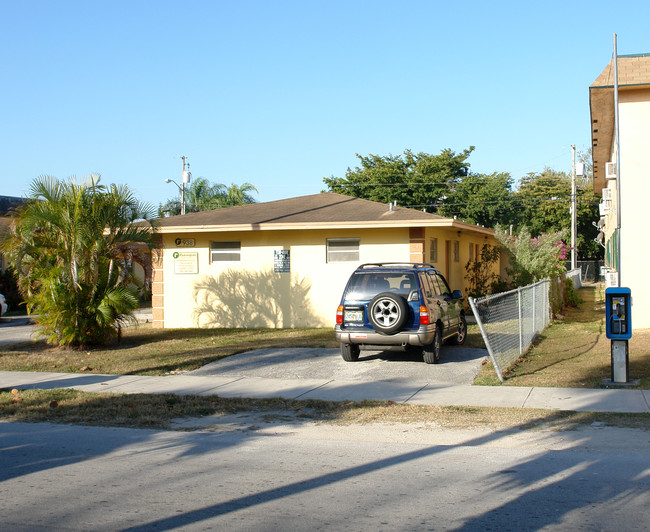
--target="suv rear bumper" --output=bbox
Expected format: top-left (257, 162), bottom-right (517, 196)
top-left (335, 324), bottom-right (436, 347)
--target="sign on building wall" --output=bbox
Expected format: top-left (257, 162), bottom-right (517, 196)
top-left (173, 251), bottom-right (199, 274)
top-left (174, 238), bottom-right (196, 247)
top-left (274, 249), bottom-right (290, 273)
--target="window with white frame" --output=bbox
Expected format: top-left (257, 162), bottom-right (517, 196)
top-left (429, 238), bottom-right (438, 263)
top-left (327, 238), bottom-right (360, 262)
top-left (210, 241), bottom-right (241, 262)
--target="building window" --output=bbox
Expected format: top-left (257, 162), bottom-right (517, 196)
top-left (429, 238), bottom-right (438, 263)
top-left (210, 241), bottom-right (241, 262)
top-left (453, 240), bottom-right (459, 262)
top-left (469, 242), bottom-right (475, 262)
top-left (327, 238), bottom-right (360, 262)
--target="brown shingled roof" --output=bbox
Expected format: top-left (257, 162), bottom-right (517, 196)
top-left (589, 54), bottom-right (650, 192)
top-left (154, 192), bottom-right (493, 235)
top-left (591, 54), bottom-right (650, 88)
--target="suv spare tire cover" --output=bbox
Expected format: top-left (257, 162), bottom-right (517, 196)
top-left (368, 292), bottom-right (409, 335)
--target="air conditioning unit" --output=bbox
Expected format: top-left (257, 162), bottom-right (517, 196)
top-left (599, 188), bottom-right (612, 216)
top-left (605, 162), bottom-right (617, 179)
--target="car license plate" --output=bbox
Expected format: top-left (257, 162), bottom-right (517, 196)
top-left (344, 310), bottom-right (363, 322)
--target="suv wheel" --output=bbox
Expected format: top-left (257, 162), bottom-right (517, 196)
top-left (453, 314), bottom-right (467, 345)
top-left (340, 343), bottom-right (360, 362)
top-left (368, 292), bottom-right (408, 335)
top-left (422, 324), bottom-right (442, 364)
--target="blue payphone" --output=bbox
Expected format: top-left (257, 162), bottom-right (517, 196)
top-left (605, 287), bottom-right (632, 340)
top-left (605, 287), bottom-right (632, 383)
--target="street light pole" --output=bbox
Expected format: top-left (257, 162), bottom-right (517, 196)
top-left (164, 156), bottom-right (191, 216)
top-left (180, 155), bottom-right (189, 216)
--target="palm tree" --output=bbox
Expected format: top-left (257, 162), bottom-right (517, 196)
top-left (3, 175), bottom-right (157, 347)
top-left (222, 182), bottom-right (258, 206)
top-left (184, 177), bottom-right (226, 213)
top-left (158, 179), bottom-right (257, 215)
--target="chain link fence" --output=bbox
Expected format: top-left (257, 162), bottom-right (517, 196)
top-left (565, 260), bottom-right (604, 282)
top-left (468, 280), bottom-right (552, 382)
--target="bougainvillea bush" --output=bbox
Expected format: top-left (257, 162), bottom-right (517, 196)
top-left (495, 226), bottom-right (569, 287)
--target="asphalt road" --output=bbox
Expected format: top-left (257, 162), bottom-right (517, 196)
top-left (1, 420), bottom-right (648, 531)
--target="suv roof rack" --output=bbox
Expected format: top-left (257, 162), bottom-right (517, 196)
top-left (356, 262), bottom-right (439, 270)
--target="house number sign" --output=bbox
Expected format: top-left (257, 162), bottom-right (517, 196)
top-left (174, 238), bottom-right (196, 247)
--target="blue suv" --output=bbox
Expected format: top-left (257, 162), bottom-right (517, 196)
top-left (335, 263), bottom-right (466, 364)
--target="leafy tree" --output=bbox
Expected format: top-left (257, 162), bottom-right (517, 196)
top-left (159, 179), bottom-right (258, 216)
top-left (513, 168), bottom-right (601, 259)
top-left (444, 172), bottom-right (517, 228)
top-left (514, 169), bottom-right (571, 235)
top-left (575, 188), bottom-right (601, 259)
top-left (3, 175), bottom-right (157, 347)
top-left (323, 148), bottom-right (474, 212)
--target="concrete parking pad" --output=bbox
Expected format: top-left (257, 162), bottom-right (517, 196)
top-left (190, 346), bottom-right (488, 386)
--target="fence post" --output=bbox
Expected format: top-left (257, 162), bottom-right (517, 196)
top-left (518, 287), bottom-right (523, 355)
top-left (544, 279), bottom-right (553, 326)
top-left (468, 296), bottom-right (504, 382)
top-left (532, 283), bottom-right (537, 335)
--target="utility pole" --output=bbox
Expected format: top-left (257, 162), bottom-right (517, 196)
top-left (571, 144), bottom-right (577, 270)
top-left (180, 155), bottom-right (191, 215)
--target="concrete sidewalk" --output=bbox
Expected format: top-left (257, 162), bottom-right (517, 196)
top-left (1, 369), bottom-right (648, 414)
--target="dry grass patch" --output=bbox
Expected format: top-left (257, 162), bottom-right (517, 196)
top-left (0, 326), bottom-right (338, 375)
top-left (475, 284), bottom-right (650, 388)
top-left (2, 388), bottom-right (648, 432)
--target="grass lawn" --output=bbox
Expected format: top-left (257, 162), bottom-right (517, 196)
top-left (0, 327), bottom-right (339, 375)
top-left (2, 387), bottom-right (648, 431)
top-left (474, 283), bottom-right (650, 389)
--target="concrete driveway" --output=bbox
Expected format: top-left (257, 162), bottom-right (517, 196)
top-left (190, 345), bottom-right (489, 386)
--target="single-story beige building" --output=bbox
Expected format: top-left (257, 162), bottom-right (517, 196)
top-left (151, 192), bottom-right (500, 329)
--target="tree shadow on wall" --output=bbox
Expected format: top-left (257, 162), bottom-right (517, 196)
top-left (191, 269), bottom-right (326, 328)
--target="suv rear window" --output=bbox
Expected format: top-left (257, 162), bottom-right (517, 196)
top-left (345, 272), bottom-right (417, 301)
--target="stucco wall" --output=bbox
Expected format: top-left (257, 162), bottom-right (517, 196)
top-left (618, 89), bottom-right (650, 328)
top-left (156, 226), bottom-right (499, 329)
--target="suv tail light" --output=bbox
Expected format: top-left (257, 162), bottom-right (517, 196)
top-left (419, 305), bottom-right (430, 325)
top-left (336, 305), bottom-right (344, 324)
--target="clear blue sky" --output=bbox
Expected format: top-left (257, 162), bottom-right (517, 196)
top-left (2, 0), bottom-right (649, 208)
